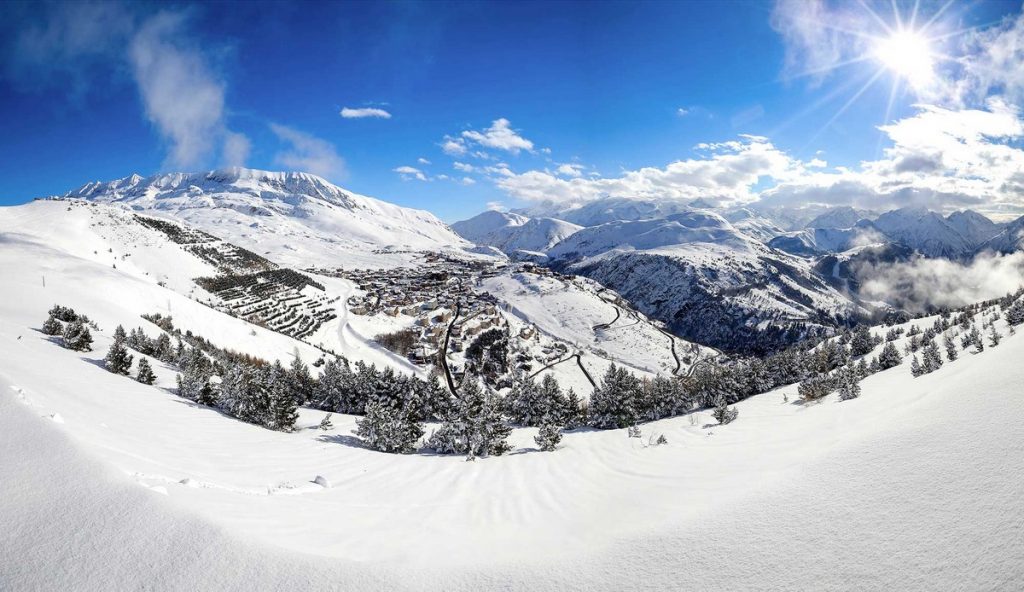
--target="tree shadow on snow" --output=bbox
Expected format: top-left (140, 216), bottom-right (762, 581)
top-left (316, 433), bottom-right (367, 449)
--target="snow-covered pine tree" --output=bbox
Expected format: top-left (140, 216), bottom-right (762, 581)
top-left (877, 341), bottom-right (902, 370)
top-left (989, 326), bottom-right (1001, 347)
top-left (1006, 299), bottom-right (1024, 326)
top-left (426, 378), bottom-right (512, 459)
top-left (319, 413), bottom-right (333, 430)
top-left (355, 400), bottom-right (424, 454)
top-left (798, 373), bottom-right (833, 401)
top-left (910, 354), bottom-right (923, 377)
top-left (153, 333), bottom-right (174, 362)
top-left (563, 388), bottom-right (585, 429)
top-left (61, 319), bottom-right (93, 351)
top-left (972, 325), bottom-right (985, 353)
top-left (837, 366), bottom-right (861, 401)
top-left (177, 348), bottom-right (214, 403)
top-left (849, 325), bottom-right (878, 357)
top-left (136, 357), bottom-right (156, 385)
top-left (502, 374), bottom-right (542, 426)
top-left (269, 361), bottom-right (299, 431)
top-left (41, 315), bottom-right (63, 336)
top-left (288, 352), bottom-right (315, 405)
top-left (943, 334), bottom-right (958, 361)
top-left (312, 357), bottom-right (353, 412)
top-left (712, 395), bottom-right (738, 425)
top-left (588, 363), bottom-right (642, 429)
top-left (534, 423), bottom-right (562, 451)
top-left (104, 331), bottom-right (133, 376)
top-left (921, 340), bottom-right (943, 373)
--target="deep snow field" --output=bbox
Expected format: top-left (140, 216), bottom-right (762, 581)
top-left (2, 202), bottom-right (1023, 590)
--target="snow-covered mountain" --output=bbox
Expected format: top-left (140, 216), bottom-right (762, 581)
top-left (451, 210), bottom-right (581, 257)
top-left (545, 211), bottom-right (862, 353)
top-left (522, 196), bottom-right (696, 227)
top-left (62, 167), bottom-right (475, 269)
top-left (869, 208), bottom-right (986, 258)
top-left (982, 215), bottom-right (1024, 253)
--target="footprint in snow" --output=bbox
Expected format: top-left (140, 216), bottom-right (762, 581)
top-left (48, 413), bottom-right (65, 424)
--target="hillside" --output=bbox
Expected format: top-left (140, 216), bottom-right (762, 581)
top-left (2, 282), bottom-right (1021, 590)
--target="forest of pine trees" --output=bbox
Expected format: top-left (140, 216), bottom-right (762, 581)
top-left (37, 288), bottom-right (1024, 458)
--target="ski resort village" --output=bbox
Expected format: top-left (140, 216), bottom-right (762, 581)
top-left (3, 1), bottom-right (1024, 590)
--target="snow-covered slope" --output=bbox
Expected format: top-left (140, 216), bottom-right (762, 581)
top-left (0, 199), bottom-right (420, 373)
top-left (451, 210), bottom-right (581, 256)
top-left (63, 167), bottom-right (475, 269)
top-left (3, 294), bottom-right (1022, 590)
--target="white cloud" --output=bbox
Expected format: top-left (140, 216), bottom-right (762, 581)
top-left (556, 163), bottom-right (584, 178)
top-left (417, 157), bottom-right (431, 165)
top-left (128, 11), bottom-right (233, 169)
top-left (441, 136), bottom-right (467, 156)
top-left (340, 107), bottom-right (392, 119)
top-left (453, 162), bottom-right (475, 172)
top-left (460, 177), bottom-right (476, 186)
top-left (677, 107), bottom-right (690, 116)
top-left (856, 251), bottom-right (1024, 312)
top-left (496, 135), bottom-right (798, 205)
top-left (270, 123), bottom-right (346, 180)
top-left (486, 201), bottom-right (505, 211)
top-left (222, 132), bottom-right (251, 168)
top-left (759, 102), bottom-right (1024, 216)
top-left (394, 165), bottom-right (428, 181)
top-left (460, 118), bottom-right (534, 154)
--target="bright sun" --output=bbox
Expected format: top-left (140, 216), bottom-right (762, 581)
top-left (874, 30), bottom-right (934, 86)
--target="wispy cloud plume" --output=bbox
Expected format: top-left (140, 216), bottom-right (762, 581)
top-left (270, 123), bottom-right (346, 180)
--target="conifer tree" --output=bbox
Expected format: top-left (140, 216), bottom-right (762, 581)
top-left (426, 379), bottom-right (511, 459)
top-left (877, 341), bottom-right (902, 370)
top-left (355, 400), bottom-right (424, 453)
top-left (1006, 299), bottom-right (1024, 326)
top-left (943, 334), bottom-right (958, 361)
top-left (177, 348), bottom-right (213, 403)
top-left (910, 354), bottom-right (922, 377)
top-left (136, 357), bottom-right (156, 385)
top-left (288, 352), bottom-right (315, 405)
top-left (712, 395), bottom-right (738, 425)
top-left (989, 326), bottom-right (1001, 347)
top-left (104, 333), bottom-right (133, 375)
top-left (849, 325), bottom-right (877, 357)
top-left (41, 315), bottom-right (63, 336)
top-left (534, 423), bottom-right (562, 451)
top-left (319, 413), bottom-right (333, 430)
top-left (837, 366), bottom-right (861, 401)
top-left (61, 319), bottom-right (93, 351)
top-left (588, 363), bottom-right (642, 429)
top-left (921, 340), bottom-right (943, 373)
top-left (971, 326), bottom-right (985, 353)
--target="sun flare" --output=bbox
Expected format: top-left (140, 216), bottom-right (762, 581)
top-left (873, 30), bottom-right (934, 86)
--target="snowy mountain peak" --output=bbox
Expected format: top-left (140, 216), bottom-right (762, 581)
top-left (57, 168), bottom-right (473, 268)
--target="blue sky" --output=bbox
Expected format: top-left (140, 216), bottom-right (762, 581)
top-left (2, 0), bottom-right (1024, 220)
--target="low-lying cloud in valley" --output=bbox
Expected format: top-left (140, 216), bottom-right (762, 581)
top-left (857, 251), bottom-right (1024, 312)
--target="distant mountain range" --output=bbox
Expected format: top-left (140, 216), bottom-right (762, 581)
top-left (454, 197), bottom-right (1024, 352)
